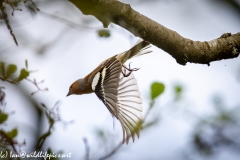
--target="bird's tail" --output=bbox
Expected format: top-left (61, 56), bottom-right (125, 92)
top-left (117, 39), bottom-right (152, 63)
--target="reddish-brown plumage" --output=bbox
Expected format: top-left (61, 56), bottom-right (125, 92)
top-left (67, 58), bottom-right (111, 96)
top-left (66, 39), bottom-right (152, 144)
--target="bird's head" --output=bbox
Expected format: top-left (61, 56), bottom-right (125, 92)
top-left (66, 78), bottom-right (86, 96)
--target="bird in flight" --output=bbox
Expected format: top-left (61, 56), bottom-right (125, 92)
top-left (67, 39), bottom-right (152, 144)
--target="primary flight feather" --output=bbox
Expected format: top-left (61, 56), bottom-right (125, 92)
top-left (67, 39), bottom-right (152, 144)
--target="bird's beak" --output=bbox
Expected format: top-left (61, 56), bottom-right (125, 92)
top-left (66, 91), bottom-right (71, 97)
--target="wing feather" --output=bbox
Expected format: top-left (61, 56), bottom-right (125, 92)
top-left (117, 72), bottom-right (143, 143)
top-left (94, 57), bottom-right (143, 144)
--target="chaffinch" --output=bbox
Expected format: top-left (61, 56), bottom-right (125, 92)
top-left (67, 39), bottom-right (152, 144)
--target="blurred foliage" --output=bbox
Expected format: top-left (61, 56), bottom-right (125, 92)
top-left (0, 60), bottom-right (48, 95)
top-left (150, 82), bottom-right (165, 101)
top-left (0, 0), bottom-right (39, 45)
top-left (0, 87), bottom-right (24, 160)
top-left (0, 86), bottom-right (70, 159)
top-left (36, 101), bottom-right (70, 151)
top-left (0, 60), bottom-right (30, 84)
top-left (143, 81), bottom-right (165, 129)
top-left (192, 96), bottom-right (240, 157)
top-left (174, 84), bottom-right (183, 101)
top-left (0, 113), bottom-right (8, 124)
top-left (6, 128), bottom-right (18, 139)
top-left (98, 29), bottom-right (111, 38)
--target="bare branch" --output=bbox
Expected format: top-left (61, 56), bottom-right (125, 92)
top-left (26, 78), bottom-right (48, 96)
top-left (99, 142), bottom-right (123, 160)
top-left (26, 0), bottom-right (40, 11)
top-left (69, 0), bottom-right (240, 65)
top-left (0, 0), bottom-right (40, 46)
top-left (83, 138), bottom-right (90, 160)
top-left (0, 3), bottom-right (18, 45)
top-left (39, 11), bottom-right (102, 31)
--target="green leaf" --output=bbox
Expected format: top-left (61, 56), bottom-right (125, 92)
top-left (151, 82), bottom-right (165, 100)
top-left (0, 62), bottom-right (6, 77)
top-left (6, 64), bottom-right (17, 77)
top-left (0, 113), bottom-right (8, 124)
top-left (6, 128), bottom-right (18, 139)
top-left (174, 85), bottom-right (183, 100)
top-left (17, 69), bottom-right (29, 81)
top-left (98, 29), bottom-right (110, 38)
top-left (219, 113), bottom-right (231, 122)
top-left (175, 85), bottom-right (182, 94)
top-left (96, 128), bottom-right (105, 139)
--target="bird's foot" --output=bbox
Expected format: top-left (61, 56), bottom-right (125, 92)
top-left (121, 62), bottom-right (140, 77)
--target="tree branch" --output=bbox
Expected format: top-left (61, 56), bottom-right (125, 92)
top-left (69, 0), bottom-right (240, 65)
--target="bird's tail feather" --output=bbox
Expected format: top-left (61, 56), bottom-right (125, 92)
top-left (132, 43), bottom-right (152, 59)
top-left (117, 39), bottom-right (152, 63)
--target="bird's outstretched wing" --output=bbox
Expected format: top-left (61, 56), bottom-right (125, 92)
top-left (92, 57), bottom-right (142, 144)
top-left (117, 68), bottom-right (143, 144)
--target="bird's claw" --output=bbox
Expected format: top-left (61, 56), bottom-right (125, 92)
top-left (122, 63), bottom-right (140, 77)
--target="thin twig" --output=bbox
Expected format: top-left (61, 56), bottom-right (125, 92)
top-left (26, 78), bottom-right (48, 95)
top-left (28, 0), bottom-right (39, 11)
top-left (6, 0), bottom-right (22, 16)
top-left (0, 77), bottom-right (17, 84)
top-left (99, 141), bottom-right (123, 160)
top-left (0, 4), bottom-right (18, 45)
top-left (36, 102), bottom-right (73, 150)
top-left (36, 103), bottom-right (59, 150)
top-left (83, 138), bottom-right (90, 160)
top-left (39, 11), bottom-right (102, 31)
